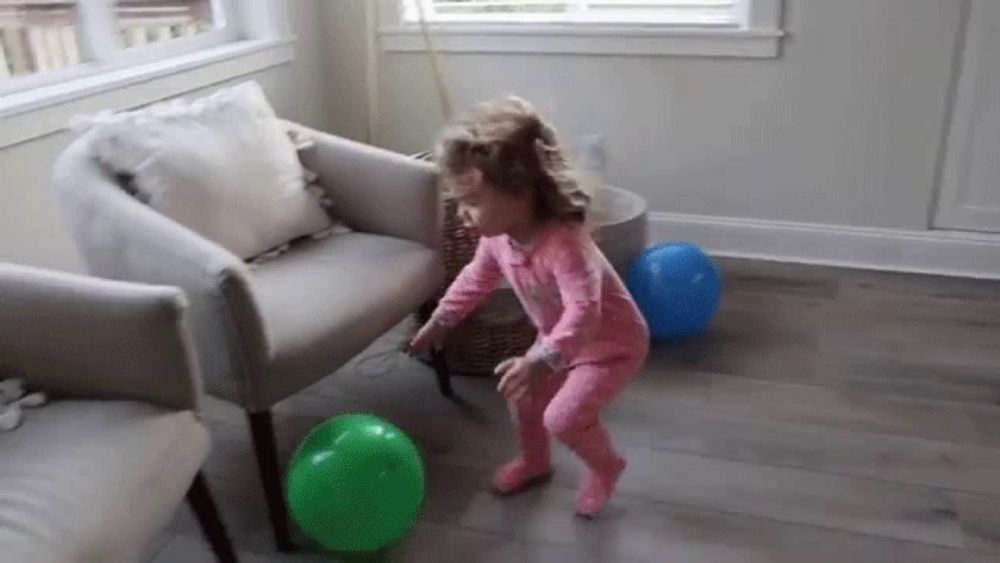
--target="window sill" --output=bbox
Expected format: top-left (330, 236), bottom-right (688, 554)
top-left (0, 38), bottom-right (295, 149)
top-left (380, 23), bottom-right (784, 58)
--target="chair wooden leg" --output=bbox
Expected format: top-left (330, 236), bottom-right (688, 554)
top-left (247, 410), bottom-right (294, 553)
top-left (419, 301), bottom-right (454, 398)
top-left (417, 300), bottom-right (435, 324)
top-left (186, 471), bottom-right (240, 563)
top-left (431, 348), bottom-right (453, 398)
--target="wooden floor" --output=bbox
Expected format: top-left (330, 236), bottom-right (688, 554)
top-left (148, 259), bottom-right (1000, 563)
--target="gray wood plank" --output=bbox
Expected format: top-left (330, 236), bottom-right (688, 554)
top-left (392, 521), bottom-right (589, 563)
top-left (419, 444), bottom-right (965, 548)
top-left (151, 534), bottom-right (343, 563)
top-left (954, 493), bottom-right (1000, 555)
top-left (968, 406), bottom-right (1000, 448)
top-left (604, 402), bottom-right (1000, 495)
top-left (422, 458), bottom-right (970, 563)
top-left (606, 446), bottom-right (962, 547)
top-left (630, 368), bottom-right (980, 443)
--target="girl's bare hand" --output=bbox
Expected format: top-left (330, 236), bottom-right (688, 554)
top-left (494, 357), bottom-right (519, 376)
top-left (408, 320), bottom-right (448, 355)
top-left (497, 356), bottom-right (551, 402)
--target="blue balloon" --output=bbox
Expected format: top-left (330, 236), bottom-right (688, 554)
top-left (626, 242), bottom-right (721, 339)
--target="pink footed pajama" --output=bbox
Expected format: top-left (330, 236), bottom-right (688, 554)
top-left (430, 222), bottom-right (649, 516)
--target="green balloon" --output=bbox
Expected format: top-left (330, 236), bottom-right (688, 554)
top-left (286, 414), bottom-right (425, 552)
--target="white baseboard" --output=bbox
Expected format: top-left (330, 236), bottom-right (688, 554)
top-left (649, 212), bottom-right (1000, 280)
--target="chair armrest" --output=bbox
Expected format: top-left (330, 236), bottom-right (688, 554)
top-left (288, 122), bottom-right (441, 250)
top-left (51, 139), bottom-right (270, 406)
top-left (0, 264), bottom-right (201, 411)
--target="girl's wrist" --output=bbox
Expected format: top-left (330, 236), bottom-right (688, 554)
top-left (526, 356), bottom-right (553, 377)
top-left (429, 310), bottom-right (458, 329)
top-left (525, 341), bottom-right (565, 372)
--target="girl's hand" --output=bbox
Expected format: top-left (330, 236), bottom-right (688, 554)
top-left (494, 357), bottom-right (518, 377)
top-left (496, 356), bottom-right (552, 402)
top-left (408, 320), bottom-right (448, 356)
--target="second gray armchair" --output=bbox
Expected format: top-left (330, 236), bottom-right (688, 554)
top-left (53, 123), bottom-right (450, 551)
top-left (0, 263), bottom-right (238, 563)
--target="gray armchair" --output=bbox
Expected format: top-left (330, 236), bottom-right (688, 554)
top-left (0, 263), bottom-right (237, 563)
top-left (52, 123), bottom-right (449, 551)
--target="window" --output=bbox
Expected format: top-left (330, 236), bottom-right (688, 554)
top-left (404, 0), bottom-right (739, 27)
top-left (0, 1), bottom-right (83, 78)
top-left (115, 0), bottom-right (226, 48)
top-left (1, 0), bottom-right (292, 149)
top-left (0, 0), bottom-right (238, 93)
top-left (385, 0), bottom-right (784, 58)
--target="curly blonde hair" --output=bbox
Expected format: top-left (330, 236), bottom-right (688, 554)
top-left (435, 96), bottom-right (590, 223)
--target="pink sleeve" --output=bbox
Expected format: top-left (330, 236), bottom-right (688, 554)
top-left (525, 233), bottom-right (602, 371)
top-left (430, 238), bottom-right (504, 327)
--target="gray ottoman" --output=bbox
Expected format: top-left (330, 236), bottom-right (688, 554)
top-left (591, 185), bottom-right (649, 277)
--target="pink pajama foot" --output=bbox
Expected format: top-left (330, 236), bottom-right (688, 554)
top-left (575, 456), bottom-right (626, 517)
top-left (491, 457), bottom-right (553, 496)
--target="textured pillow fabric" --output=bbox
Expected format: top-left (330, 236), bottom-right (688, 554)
top-left (74, 82), bottom-right (333, 259)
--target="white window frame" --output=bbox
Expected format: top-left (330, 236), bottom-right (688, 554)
top-left (1, 0), bottom-right (240, 96)
top-left (381, 0), bottom-right (784, 58)
top-left (0, 0), bottom-right (294, 148)
top-left (403, 0), bottom-right (739, 26)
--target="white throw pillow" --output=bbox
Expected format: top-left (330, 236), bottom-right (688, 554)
top-left (75, 82), bottom-right (333, 259)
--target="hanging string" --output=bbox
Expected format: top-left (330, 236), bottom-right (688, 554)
top-left (415, 0), bottom-right (453, 119)
top-left (366, 1), bottom-right (453, 142)
top-left (365, 0), bottom-right (381, 144)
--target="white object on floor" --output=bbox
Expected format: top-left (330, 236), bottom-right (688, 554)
top-left (0, 378), bottom-right (24, 403)
top-left (0, 378), bottom-right (49, 432)
top-left (0, 405), bottom-right (20, 432)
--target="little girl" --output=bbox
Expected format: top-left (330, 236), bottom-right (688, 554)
top-left (409, 97), bottom-right (649, 517)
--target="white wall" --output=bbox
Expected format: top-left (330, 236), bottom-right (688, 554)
top-left (0, 0), bottom-right (331, 271)
top-left (325, 0), bottom-right (963, 232)
top-left (2, 0), bottom-right (990, 275)
top-left (321, 0), bottom-right (372, 144)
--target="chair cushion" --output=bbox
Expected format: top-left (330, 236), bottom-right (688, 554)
top-left (0, 401), bottom-right (209, 563)
top-left (248, 231), bottom-right (443, 406)
top-left (74, 81), bottom-right (333, 260)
